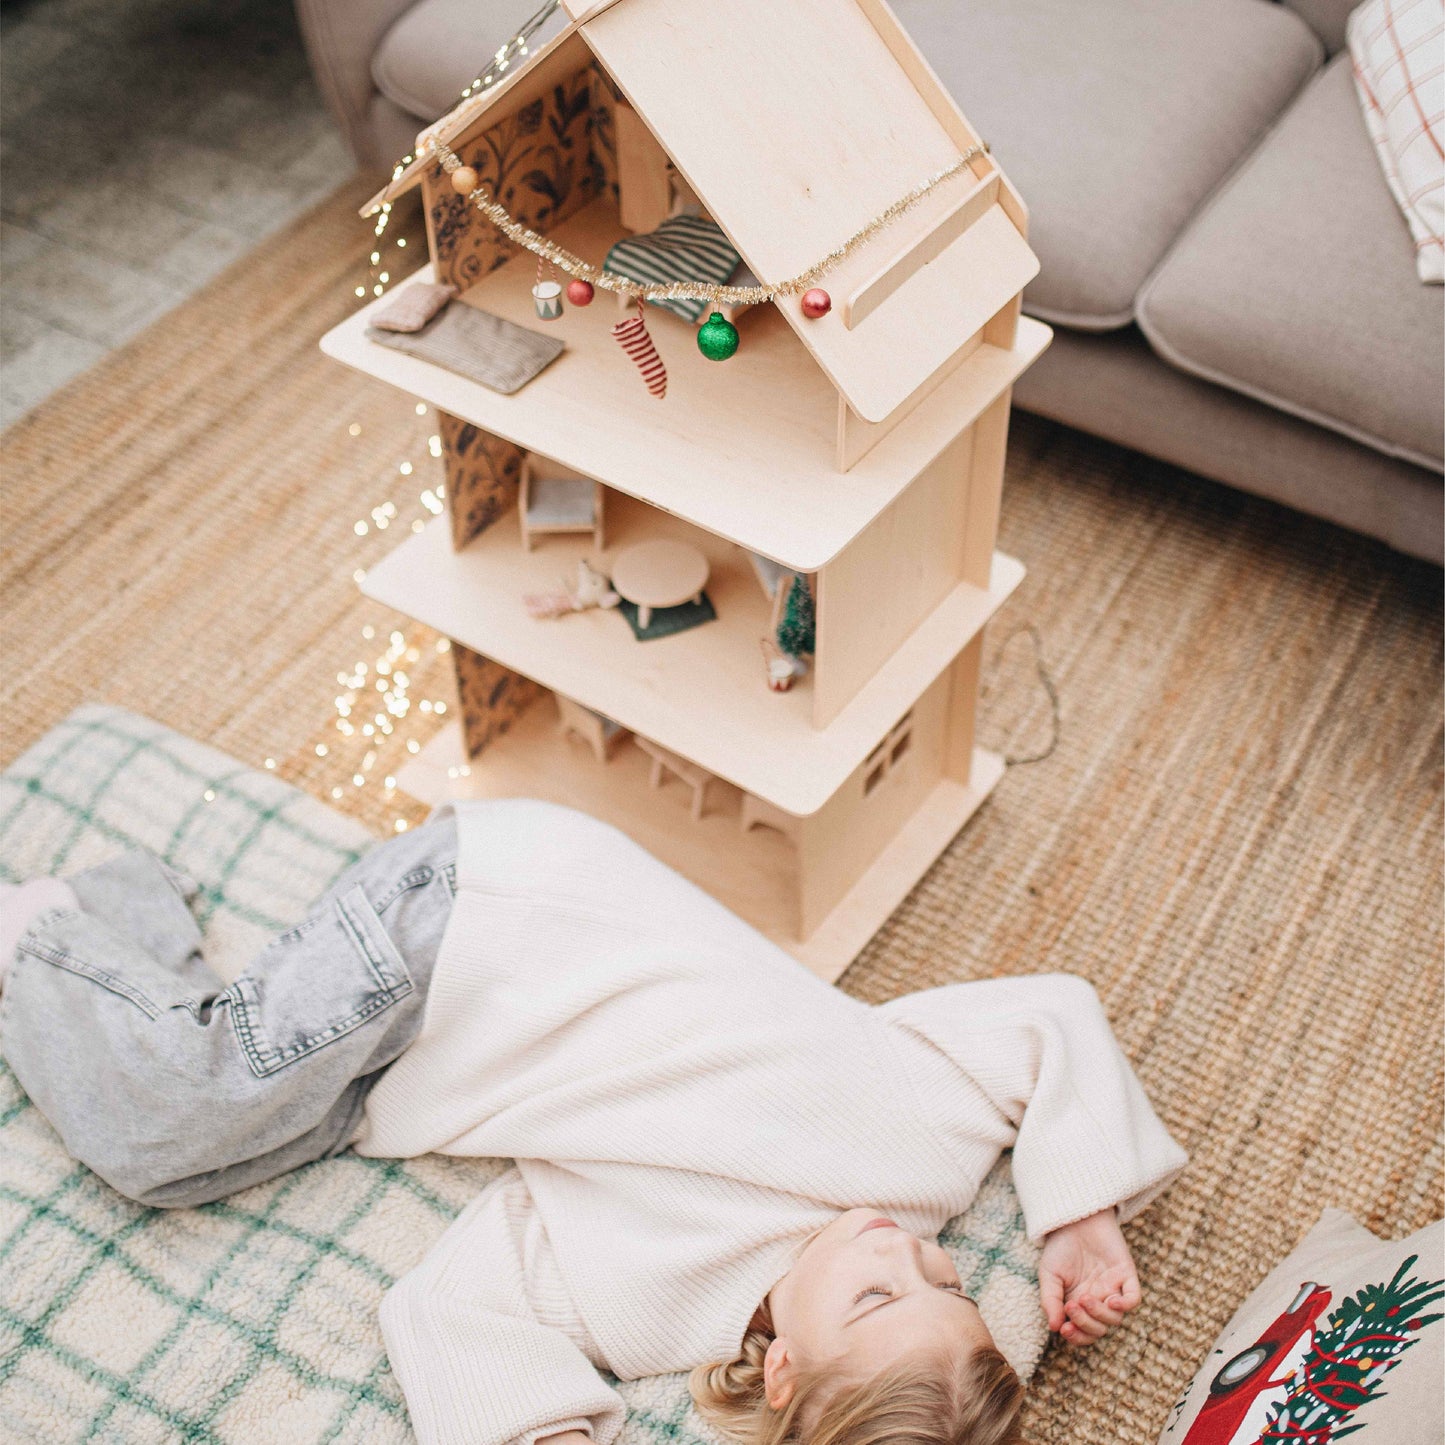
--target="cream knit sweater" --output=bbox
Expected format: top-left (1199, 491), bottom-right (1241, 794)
top-left (353, 800), bottom-right (1186, 1445)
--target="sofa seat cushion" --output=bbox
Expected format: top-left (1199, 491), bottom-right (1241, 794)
top-left (892, 0), bottom-right (1321, 329)
top-left (1138, 54), bottom-right (1445, 471)
top-left (373, 0), bottom-right (567, 125)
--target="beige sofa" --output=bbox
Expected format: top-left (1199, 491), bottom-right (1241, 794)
top-left (296, 0), bottom-right (1445, 563)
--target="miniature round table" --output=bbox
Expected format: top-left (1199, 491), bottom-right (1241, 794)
top-left (609, 540), bottom-right (710, 628)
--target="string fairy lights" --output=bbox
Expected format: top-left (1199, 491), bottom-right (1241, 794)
top-left (358, 0), bottom-right (562, 305)
top-left (272, 406), bottom-right (462, 833)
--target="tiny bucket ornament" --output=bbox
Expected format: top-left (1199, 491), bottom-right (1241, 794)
top-left (532, 257), bottom-right (563, 321)
top-left (532, 280), bottom-right (563, 320)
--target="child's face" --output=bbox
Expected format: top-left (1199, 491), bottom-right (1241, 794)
top-left (764, 1209), bottom-right (995, 1394)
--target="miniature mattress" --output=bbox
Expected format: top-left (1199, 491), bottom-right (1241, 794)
top-left (367, 303), bottom-right (564, 394)
top-left (0, 704), bottom-right (1046, 1443)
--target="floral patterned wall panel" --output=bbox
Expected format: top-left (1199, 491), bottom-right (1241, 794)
top-left (424, 65), bottom-right (608, 293)
top-left (452, 643), bottom-right (544, 759)
top-left (438, 411), bottom-right (525, 550)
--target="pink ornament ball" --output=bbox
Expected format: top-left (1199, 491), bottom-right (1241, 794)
top-left (566, 279), bottom-right (595, 307)
top-left (801, 288), bottom-right (832, 319)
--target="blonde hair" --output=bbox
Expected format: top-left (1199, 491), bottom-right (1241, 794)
top-left (689, 1322), bottom-right (1025, 1445)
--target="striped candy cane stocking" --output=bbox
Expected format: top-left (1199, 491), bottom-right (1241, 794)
top-left (611, 299), bottom-right (667, 399)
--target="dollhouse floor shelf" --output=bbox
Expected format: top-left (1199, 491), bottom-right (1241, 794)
top-left (359, 497), bottom-right (1024, 816)
top-left (318, 198), bottom-right (1050, 571)
top-left (394, 713), bottom-right (1005, 984)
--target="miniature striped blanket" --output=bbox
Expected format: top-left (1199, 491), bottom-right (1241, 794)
top-left (0, 704), bottom-right (1044, 1444)
top-left (605, 213), bottom-right (742, 323)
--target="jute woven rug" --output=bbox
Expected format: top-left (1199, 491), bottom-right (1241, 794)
top-left (2, 175), bottom-right (1441, 1442)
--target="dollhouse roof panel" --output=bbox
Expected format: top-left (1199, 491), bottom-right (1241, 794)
top-left (569, 0), bottom-right (1039, 421)
top-left (370, 0), bottom-right (1040, 423)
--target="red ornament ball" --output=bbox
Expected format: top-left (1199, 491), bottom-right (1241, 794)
top-left (801, 288), bottom-right (832, 319)
top-left (566, 278), bottom-right (595, 307)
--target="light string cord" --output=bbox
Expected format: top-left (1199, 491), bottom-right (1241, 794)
top-left (990, 622), bottom-right (1061, 768)
top-left (424, 135), bottom-right (990, 305)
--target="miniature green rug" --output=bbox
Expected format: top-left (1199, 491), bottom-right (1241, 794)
top-left (0, 704), bottom-right (1043, 1443)
top-left (617, 592), bottom-right (717, 641)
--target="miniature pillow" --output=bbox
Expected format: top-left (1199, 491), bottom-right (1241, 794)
top-left (370, 280), bottom-right (457, 332)
top-left (1158, 1209), bottom-right (1443, 1443)
top-left (606, 213), bottom-right (742, 323)
top-left (1348, 0), bottom-right (1444, 282)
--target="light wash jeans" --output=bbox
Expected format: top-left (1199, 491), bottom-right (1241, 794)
top-left (0, 816), bottom-right (458, 1208)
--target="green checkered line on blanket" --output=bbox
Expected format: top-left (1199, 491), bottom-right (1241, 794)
top-left (0, 705), bottom-right (1044, 1445)
top-left (604, 214), bottom-right (742, 324)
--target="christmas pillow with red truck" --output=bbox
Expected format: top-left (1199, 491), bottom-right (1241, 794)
top-left (1159, 1210), bottom-right (1442, 1445)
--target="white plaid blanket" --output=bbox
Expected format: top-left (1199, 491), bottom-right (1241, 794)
top-left (0, 705), bottom-right (1044, 1443)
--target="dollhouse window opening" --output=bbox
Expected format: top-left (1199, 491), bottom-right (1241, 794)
top-left (863, 711), bottom-right (915, 799)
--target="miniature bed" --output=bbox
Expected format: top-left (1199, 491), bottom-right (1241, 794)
top-left (0, 704), bottom-right (1045, 1443)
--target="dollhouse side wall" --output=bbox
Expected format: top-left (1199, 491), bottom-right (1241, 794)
top-left (813, 427), bottom-right (972, 727)
top-left (959, 390), bottom-right (1011, 588)
top-left (813, 384), bottom-right (1011, 729)
top-left (797, 671), bottom-right (950, 937)
top-left (834, 290), bottom-right (1023, 471)
top-left (943, 633), bottom-right (984, 780)
top-left (438, 412), bottom-right (525, 550)
top-left (452, 642), bottom-right (545, 757)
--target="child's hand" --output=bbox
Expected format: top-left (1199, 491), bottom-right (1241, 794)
top-left (1038, 1208), bottom-right (1141, 1347)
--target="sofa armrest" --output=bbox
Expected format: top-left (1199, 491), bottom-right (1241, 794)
top-left (294, 0), bottom-right (421, 165)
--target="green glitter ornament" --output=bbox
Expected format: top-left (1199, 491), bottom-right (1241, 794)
top-left (696, 312), bottom-right (739, 361)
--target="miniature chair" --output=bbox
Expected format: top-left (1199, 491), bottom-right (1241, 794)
top-left (555, 694), bottom-right (628, 764)
top-left (740, 791), bottom-right (801, 844)
top-left (634, 736), bottom-right (718, 822)
top-left (520, 456), bottom-right (605, 551)
top-left (746, 551), bottom-right (796, 633)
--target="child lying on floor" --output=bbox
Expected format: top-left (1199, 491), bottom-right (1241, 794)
top-left (0, 799), bottom-right (1186, 1445)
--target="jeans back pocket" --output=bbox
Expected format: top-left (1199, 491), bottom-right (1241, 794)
top-left (227, 884), bottom-right (415, 1078)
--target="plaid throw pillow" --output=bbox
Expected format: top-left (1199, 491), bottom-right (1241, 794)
top-left (605, 214), bottom-right (743, 324)
top-left (1349, 0), bottom-right (1444, 282)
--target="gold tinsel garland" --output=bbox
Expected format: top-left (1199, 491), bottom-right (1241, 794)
top-left (425, 134), bottom-right (991, 307)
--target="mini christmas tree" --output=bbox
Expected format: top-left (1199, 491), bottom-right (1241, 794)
top-left (1262, 1253), bottom-right (1443, 1442)
top-left (776, 573), bottom-right (815, 658)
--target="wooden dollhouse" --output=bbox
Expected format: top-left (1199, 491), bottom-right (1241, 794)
top-left (320, 0), bottom-right (1051, 982)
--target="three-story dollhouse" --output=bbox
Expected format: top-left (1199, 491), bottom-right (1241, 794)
top-left (320, 0), bottom-right (1050, 981)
